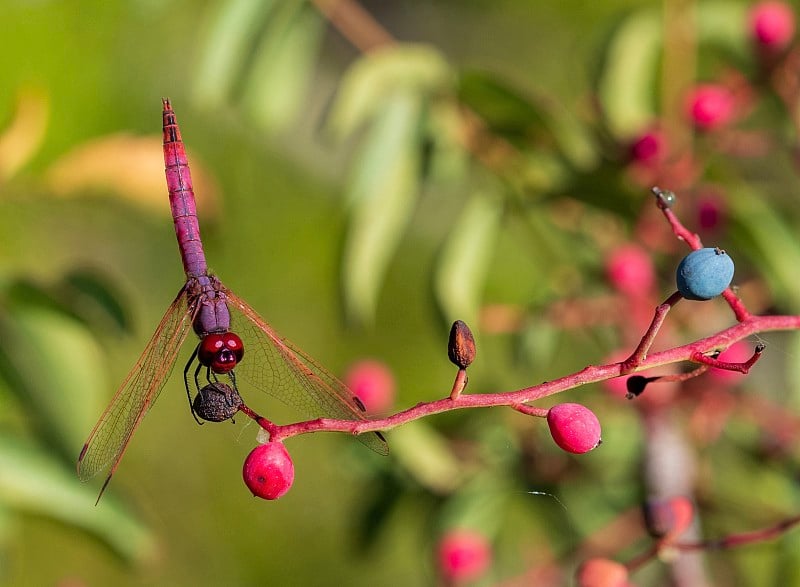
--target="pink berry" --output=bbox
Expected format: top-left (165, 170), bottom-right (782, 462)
top-left (576, 558), bottom-right (629, 587)
top-left (547, 403), bottom-right (602, 454)
top-left (750, 1), bottom-right (795, 51)
top-left (697, 195), bottom-right (725, 231)
top-left (629, 129), bottom-right (666, 165)
top-left (605, 244), bottom-right (655, 296)
top-left (437, 529), bottom-right (492, 583)
top-left (685, 84), bottom-right (735, 130)
top-left (242, 442), bottom-right (295, 500)
top-left (344, 359), bottom-right (396, 414)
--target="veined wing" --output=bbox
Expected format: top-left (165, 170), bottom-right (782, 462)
top-left (77, 287), bottom-right (194, 500)
top-left (225, 289), bottom-right (388, 455)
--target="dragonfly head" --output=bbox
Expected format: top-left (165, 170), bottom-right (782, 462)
top-left (198, 332), bottom-right (245, 373)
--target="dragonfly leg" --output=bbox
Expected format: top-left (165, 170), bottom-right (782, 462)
top-left (184, 343), bottom-right (203, 425)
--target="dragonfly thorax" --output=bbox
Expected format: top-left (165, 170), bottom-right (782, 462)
top-left (198, 332), bottom-right (245, 373)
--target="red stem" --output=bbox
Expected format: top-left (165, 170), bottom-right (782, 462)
top-left (251, 314), bottom-right (800, 442)
top-left (621, 291), bottom-right (683, 374)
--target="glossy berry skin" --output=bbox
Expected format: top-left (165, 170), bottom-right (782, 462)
top-left (750, 1), bottom-right (795, 51)
top-left (676, 247), bottom-right (734, 301)
top-left (547, 403), bottom-right (602, 454)
top-left (437, 529), bottom-right (492, 583)
top-left (242, 442), bottom-right (295, 500)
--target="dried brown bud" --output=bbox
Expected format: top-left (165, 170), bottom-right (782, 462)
top-left (448, 320), bottom-right (476, 369)
top-left (193, 382), bottom-right (243, 422)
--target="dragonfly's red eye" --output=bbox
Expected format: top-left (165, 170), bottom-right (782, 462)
top-left (198, 332), bottom-right (245, 373)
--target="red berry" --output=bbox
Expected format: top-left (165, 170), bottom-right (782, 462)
top-left (576, 558), bottom-right (629, 587)
top-left (547, 403), bottom-right (602, 454)
top-left (605, 245), bottom-right (656, 296)
top-left (437, 529), bottom-right (492, 583)
top-left (685, 84), bottom-right (735, 130)
top-left (344, 359), bottom-right (396, 414)
top-left (242, 442), bottom-right (295, 500)
top-left (629, 129), bottom-right (666, 165)
top-left (750, 1), bottom-right (795, 51)
top-left (697, 195), bottom-right (725, 231)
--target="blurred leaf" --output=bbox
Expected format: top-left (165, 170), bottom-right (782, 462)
top-left (193, 0), bottom-right (276, 109)
top-left (59, 268), bottom-right (132, 334)
top-left (326, 44), bottom-right (452, 141)
top-left (341, 90), bottom-right (422, 324)
top-left (0, 86), bottom-right (49, 181)
top-left (696, 1), bottom-right (749, 55)
top-left (597, 1), bottom-right (751, 139)
top-left (458, 70), bottom-right (550, 142)
top-left (435, 190), bottom-right (503, 325)
top-left (597, 8), bottom-right (662, 138)
top-left (0, 434), bottom-right (155, 563)
top-left (727, 189), bottom-right (800, 310)
top-left (390, 421), bottom-right (464, 494)
top-left (517, 317), bottom-right (560, 372)
top-left (44, 134), bottom-right (220, 217)
top-left (7, 272), bottom-right (130, 336)
top-left (242, 1), bottom-right (323, 133)
top-left (784, 332), bottom-right (800, 411)
top-left (0, 301), bottom-right (106, 459)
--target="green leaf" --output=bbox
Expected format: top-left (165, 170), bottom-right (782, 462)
top-left (60, 269), bottom-right (131, 334)
top-left (597, 1), bottom-right (751, 139)
top-left (727, 188), bottom-right (800, 310)
top-left (597, 8), bottom-right (662, 138)
top-left (0, 434), bottom-right (155, 563)
top-left (0, 303), bottom-right (106, 458)
top-left (434, 191), bottom-right (503, 326)
top-left (242, 1), bottom-right (323, 133)
top-left (341, 90), bottom-right (422, 324)
top-left (458, 70), bottom-right (550, 141)
top-left (326, 44), bottom-right (452, 141)
top-left (389, 422), bottom-right (464, 493)
top-left (192, 0), bottom-right (276, 109)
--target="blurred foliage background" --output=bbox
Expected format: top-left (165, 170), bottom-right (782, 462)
top-left (3, 0), bottom-right (800, 585)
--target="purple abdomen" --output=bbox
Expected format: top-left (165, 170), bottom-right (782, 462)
top-left (162, 99), bottom-right (208, 279)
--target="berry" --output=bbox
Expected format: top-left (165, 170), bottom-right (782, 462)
top-left (193, 382), bottom-right (242, 422)
top-left (547, 403), bottom-right (602, 454)
top-left (344, 359), bottom-right (396, 414)
top-left (629, 129), bottom-right (666, 166)
top-left (676, 247), bottom-right (734, 300)
top-left (605, 245), bottom-right (656, 296)
top-left (437, 529), bottom-right (492, 583)
top-left (749, 1), bottom-right (795, 51)
top-left (697, 195), bottom-right (725, 231)
top-left (685, 85), bottom-right (735, 130)
top-left (576, 558), bottom-right (629, 587)
top-left (242, 442), bottom-right (295, 500)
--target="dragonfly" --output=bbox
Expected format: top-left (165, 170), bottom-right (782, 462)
top-left (77, 99), bottom-right (388, 502)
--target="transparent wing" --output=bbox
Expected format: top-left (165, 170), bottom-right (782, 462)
top-left (224, 289), bottom-right (388, 455)
top-left (77, 288), bottom-right (194, 497)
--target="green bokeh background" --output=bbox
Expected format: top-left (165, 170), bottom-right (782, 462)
top-left (3, 1), bottom-right (799, 585)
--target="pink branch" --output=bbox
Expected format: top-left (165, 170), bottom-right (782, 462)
top-left (242, 313), bottom-right (800, 442)
top-left (621, 291), bottom-right (683, 374)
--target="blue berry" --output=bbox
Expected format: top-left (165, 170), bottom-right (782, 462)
top-left (676, 247), bottom-right (734, 300)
